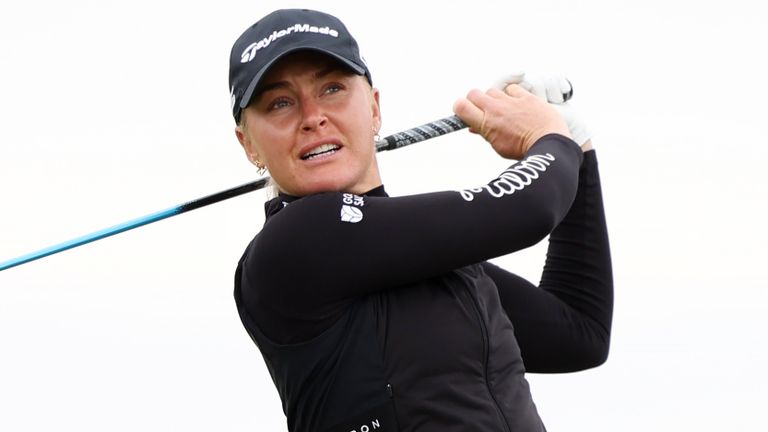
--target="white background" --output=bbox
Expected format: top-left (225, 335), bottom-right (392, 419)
top-left (1, 0), bottom-right (766, 430)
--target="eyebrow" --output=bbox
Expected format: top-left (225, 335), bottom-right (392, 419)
top-left (254, 65), bottom-right (348, 101)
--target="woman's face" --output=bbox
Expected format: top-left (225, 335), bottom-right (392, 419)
top-left (236, 51), bottom-right (382, 197)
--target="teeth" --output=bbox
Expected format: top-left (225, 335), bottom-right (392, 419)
top-left (302, 144), bottom-right (339, 160)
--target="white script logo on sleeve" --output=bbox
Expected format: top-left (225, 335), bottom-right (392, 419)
top-left (458, 153), bottom-right (556, 202)
top-left (340, 193), bottom-right (365, 223)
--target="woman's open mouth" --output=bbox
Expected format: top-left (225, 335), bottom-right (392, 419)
top-left (301, 144), bottom-right (341, 160)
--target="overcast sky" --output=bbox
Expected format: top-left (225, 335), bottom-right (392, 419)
top-left (1, 1), bottom-right (766, 431)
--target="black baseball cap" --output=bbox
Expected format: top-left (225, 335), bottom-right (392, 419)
top-left (228, 9), bottom-right (372, 123)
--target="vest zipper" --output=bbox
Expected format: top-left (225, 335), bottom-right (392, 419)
top-left (466, 287), bottom-right (512, 432)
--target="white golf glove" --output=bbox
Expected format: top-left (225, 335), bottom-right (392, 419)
top-left (495, 72), bottom-right (591, 146)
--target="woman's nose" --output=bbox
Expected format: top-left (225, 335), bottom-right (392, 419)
top-left (300, 100), bottom-right (328, 132)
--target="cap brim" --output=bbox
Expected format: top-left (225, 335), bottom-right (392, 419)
top-left (239, 47), bottom-right (366, 111)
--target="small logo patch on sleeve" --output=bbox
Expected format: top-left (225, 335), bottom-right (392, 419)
top-left (340, 205), bottom-right (364, 223)
top-left (340, 193), bottom-right (365, 223)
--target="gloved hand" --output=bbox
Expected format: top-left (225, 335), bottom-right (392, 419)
top-left (495, 72), bottom-right (591, 146)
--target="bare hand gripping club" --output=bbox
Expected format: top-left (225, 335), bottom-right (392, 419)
top-left (0, 115), bottom-right (467, 272)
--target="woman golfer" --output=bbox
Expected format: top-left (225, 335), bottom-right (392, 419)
top-left (230, 9), bottom-right (612, 432)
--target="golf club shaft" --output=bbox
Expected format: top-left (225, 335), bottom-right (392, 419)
top-left (0, 115), bottom-right (467, 272)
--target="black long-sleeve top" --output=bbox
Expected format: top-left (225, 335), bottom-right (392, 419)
top-left (235, 134), bottom-right (613, 432)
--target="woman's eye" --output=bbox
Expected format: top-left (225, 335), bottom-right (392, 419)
top-left (324, 83), bottom-right (343, 94)
top-left (268, 98), bottom-right (291, 111)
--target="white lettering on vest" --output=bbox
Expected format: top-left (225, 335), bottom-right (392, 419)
top-left (348, 418), bottom-right (381, 432)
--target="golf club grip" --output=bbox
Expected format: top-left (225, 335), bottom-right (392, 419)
top-left (376, 115), bottom-right (467, 152)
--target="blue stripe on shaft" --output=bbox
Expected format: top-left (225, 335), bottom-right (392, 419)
top-left (0, 207), bottom-right (181, 271)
